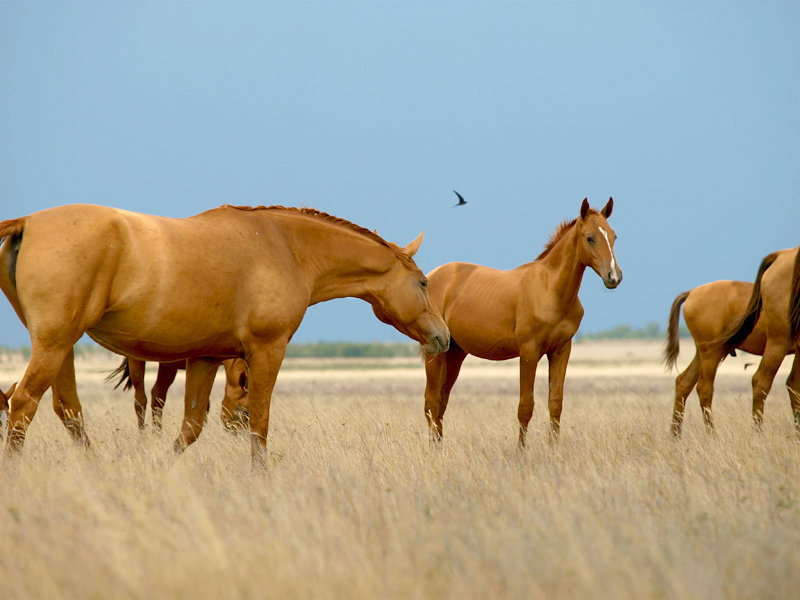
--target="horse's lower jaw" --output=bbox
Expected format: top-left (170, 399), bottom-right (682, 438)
top-left (604, 281), bottom-right (620, 289)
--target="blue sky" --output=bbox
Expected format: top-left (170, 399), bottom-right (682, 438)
top-left (1, 2), bottom-right (798, 347)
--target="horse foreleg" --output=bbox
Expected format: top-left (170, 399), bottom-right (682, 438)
top-left (546, 341), bottom-right (572, 441)
top-left (786, 353), bottom-right (800, 435)
top-left (751, 341), bottom-right (788, 430)
top-left (6, 342), bottom-right (73, 452)
top-left (423, 344), bottom-right (466, 440)
top-left (173, 358), bottom-right (219, 453)
top-left (51, 347), bottom-right (89, 446)
top-left (518, 344), bottom-right (542, 447)
top-left (126, 358), bottom-right (148, 430)
top-left (671, 353), bottom-right (700, 437)
top-left (246, 342), bottom-right (287, 468)
top-left (696, 352), bottom-right (722, 434)
top-left (151, 362), bottom-right (179, 431)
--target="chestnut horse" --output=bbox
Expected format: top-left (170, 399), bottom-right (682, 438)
top-left (663, 280), bottom-right (791, 435)
top-left (423, 198), bottom-right (621, 445)
top-left (108, 357), bottom-right (249, 431)
top-left (0, 204), bottom-right (449, 462)
top-left (714, 247), bottom-right (800, 431)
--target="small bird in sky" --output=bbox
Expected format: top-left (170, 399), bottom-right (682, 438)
top-left (452, 190), bottom-right (467, 207)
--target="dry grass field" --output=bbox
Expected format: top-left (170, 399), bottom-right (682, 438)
top-left (0, 340), bottom-right (798, 599)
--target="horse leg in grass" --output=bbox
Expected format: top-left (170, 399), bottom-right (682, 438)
top-left (671, 353), bottom-right (700, 437)
top-left (696, 353), bottom-right (722, 433)
top-left (6, 343), bottom-right (74, 452)
top-left (50, 347), bottom-right (89, 446)
top-left (246, 342), bottom-right (288, 467)
top-left (546, 341), bottom-right (572, 439)
top-left (173, 358), bottom-right (219, 452)
top-left (517, 344), bottom-right (543, 447)
top-left (423, 344), bottom-right (466, 439)
top-left (786, 353), bottom-right (800, 434)
top-left (127, 358), bottom-right (148, 430)
top-left (751, 341), bottom-right (788, 429)
top-left (151, 362), bottom-right (179, 431)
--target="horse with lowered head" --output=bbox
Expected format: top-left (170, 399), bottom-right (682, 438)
top-left (0, 204), bottom-right (449, 463)
top-left (423, 198), bottom-right (621, 445)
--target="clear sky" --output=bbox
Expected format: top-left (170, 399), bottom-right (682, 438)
top-left (1, 2), bottom-right (798, 347)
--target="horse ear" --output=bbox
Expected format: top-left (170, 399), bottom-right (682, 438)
top-left (580, 198), bottom-right (590, 219)
top-left (404, 232), bottom-right (424, 257)
top-left (601, 197), bottom-right (613, 218)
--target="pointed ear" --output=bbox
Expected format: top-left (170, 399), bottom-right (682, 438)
top-left (404, 232), bottom-right (424, 257)
top-left (580, 198), bottom-right (590, 219)
top-left (601, 197), bottom-right (613, 218)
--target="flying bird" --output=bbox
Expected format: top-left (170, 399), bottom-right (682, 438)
top-left (452, 190), bottom-right (467, 207)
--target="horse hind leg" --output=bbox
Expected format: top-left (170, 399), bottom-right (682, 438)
top-left (751, 341), bottom-right (788, 430)
top-left (151, 362), bottom-right (179, 431)
top-left (173, 359), bottom-right (218, 453)
top-left (125, 359), bottom-right (148, 430)
top-left (51, 347), bottom-right (90, 446)
top-left (696, 352), bottom-right (723, 434)
top-left (6, 342), bottom-right (75, 452)
top-left (671, 353), bottom-right (700, 437)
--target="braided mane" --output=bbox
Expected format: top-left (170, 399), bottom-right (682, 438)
top-left (221, 204), bottom-right (418, 269)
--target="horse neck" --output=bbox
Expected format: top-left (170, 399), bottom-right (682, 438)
top-left (278, 216), bottom-right (397, 305)
top-left (534, 225), bottom-right (587, 306)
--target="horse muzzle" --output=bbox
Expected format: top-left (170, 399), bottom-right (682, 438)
top-left (604, 269), bottom-right (623, 289)
top-left (423, 332), bottom-right (450, 355)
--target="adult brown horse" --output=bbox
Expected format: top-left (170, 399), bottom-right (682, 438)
top-left (108, 357), bottom-right (250, 431)
top-left (0, 204), bottom-right (449, 462)
top-left (714, 247), bottom-right (800, 431)
top-left (664, 280), bottom-right (774, 436)
top-left (423, 198), bottom-right (621, 445)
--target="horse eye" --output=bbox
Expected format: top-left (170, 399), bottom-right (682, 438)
top-left (586, 236), bottom-right (595, 244)
top-left (420, 279), bottom-right (428, 289)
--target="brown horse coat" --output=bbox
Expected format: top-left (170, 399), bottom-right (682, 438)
top-left (715, 247), bottom-right (800, 430)
top-left (0, 204), bottom-right (449, 460)
top-left (664, 280), bottom-right (775, 435)
top-left (423, 198), bottom-right (621, 444)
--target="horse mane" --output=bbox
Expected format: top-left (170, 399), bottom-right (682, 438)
top-left (536, 217), bottom-right (578, 261)
top-left (221, 204), bottom-right (418, 270)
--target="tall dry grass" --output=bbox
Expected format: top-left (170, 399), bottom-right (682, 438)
top-left (1, 343), bottom-right (798, 599)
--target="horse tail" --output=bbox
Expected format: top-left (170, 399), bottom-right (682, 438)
top-left (0, 218), bottom-right (26, 243)
top-left (664, 290), bottom-right (690, 370)
top-left (790, 248), bottom-right (800, 346)
top-left (715, 252), bottom-right (779, 357)
top-left (105, 357), bottom-right (134, 391)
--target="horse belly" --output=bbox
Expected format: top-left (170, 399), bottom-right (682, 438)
top-left (87, 308), bottom-right (241, 362)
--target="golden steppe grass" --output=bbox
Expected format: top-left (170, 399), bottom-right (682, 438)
top-left (0, 340), bottom-right (798, 599)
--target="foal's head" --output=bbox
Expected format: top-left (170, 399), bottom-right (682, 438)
top-left (576, 198), bottom-right (622, 289)
top-left (370, 233), bottom-right (450, 355)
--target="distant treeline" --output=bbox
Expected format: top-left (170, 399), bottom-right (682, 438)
top-left (0, 324), bottom-right (688, 361)
top-left (576, 321), bottom-right (688, 341)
